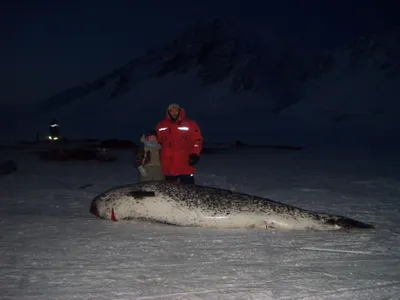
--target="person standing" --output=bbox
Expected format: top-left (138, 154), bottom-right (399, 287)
top-left (156, 104), bottom-right (203, 184)
top-left (135, 131), bottom-right (164, 182)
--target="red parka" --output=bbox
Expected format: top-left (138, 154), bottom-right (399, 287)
top-left (156, 107), bottom-right (203, 176)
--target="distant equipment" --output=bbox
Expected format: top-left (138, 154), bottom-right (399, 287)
top-left (48, 118), bottom-right (60, 141)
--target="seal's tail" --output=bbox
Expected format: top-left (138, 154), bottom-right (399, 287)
top-left (323, 215), bottom-right (375, 229)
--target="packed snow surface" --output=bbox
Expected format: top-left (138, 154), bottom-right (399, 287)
top-left (0, 144), bottom-right (399, 299)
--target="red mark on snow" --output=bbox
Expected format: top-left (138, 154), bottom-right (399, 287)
top-left (110, 208), bottom-right (117, 221)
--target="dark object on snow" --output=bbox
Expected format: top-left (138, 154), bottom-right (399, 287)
top-left (235, 140), bottom-right (303, 150)
top-left (38, 148), bottom-right (117, 162)
top-left (201, 147), bottom-right (230, 154)
top-left (78, 184), bottom-right (94, 189)
top-left (235, 140), bottom-right (244, 147)
top-left (96, 148), bottom-right (114, 162)
top-left (0, 160), bottom-right (18, 175)
top-left (200, 142), bottom-right (231, 154)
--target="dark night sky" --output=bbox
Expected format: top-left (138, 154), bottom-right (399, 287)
top-left (1, 0), bottom-right (399, 105)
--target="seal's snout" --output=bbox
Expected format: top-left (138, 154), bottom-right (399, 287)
top-left (90, 202), bottom-right (100, 218)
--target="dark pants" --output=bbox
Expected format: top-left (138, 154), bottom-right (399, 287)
top-left (165, 174), bottom-right (195, 184)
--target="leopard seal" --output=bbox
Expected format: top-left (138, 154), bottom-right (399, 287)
top-left (89, 181), bottom-right (374, 231)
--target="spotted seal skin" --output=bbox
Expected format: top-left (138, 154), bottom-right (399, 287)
top-left (89, 181), bottom-right (375, 231)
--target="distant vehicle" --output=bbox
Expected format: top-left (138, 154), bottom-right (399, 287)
top-left (48, 118), bottom-right (60, 141)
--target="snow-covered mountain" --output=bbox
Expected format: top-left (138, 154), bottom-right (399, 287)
top-left (40, 19), bottom-right (308, 114)
top-left (280, 25), bottom-right (400, 146)
top-left (4, 19), bottom-right (400, 146)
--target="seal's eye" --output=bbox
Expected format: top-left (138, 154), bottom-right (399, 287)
top-left (127, 190), bottom-right (155, 199)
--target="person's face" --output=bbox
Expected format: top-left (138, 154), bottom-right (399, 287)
top-left (146, 135), bottom-right (157, 142)
top-left (168, 107), bottom-right (180, 119)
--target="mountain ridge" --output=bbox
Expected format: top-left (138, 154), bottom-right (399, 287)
top-left (2, 19), bottom-right (400, 145)
top-left (39, 18), bottom-right (310, 113)
top-left (39, 20), bottom-right (400, 118)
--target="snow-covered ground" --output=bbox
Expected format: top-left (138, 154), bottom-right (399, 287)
top-left (0, 144), bottom-right (399, 299)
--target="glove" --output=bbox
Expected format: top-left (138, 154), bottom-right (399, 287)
top-left (188, 153), bottom-right (199, 166)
